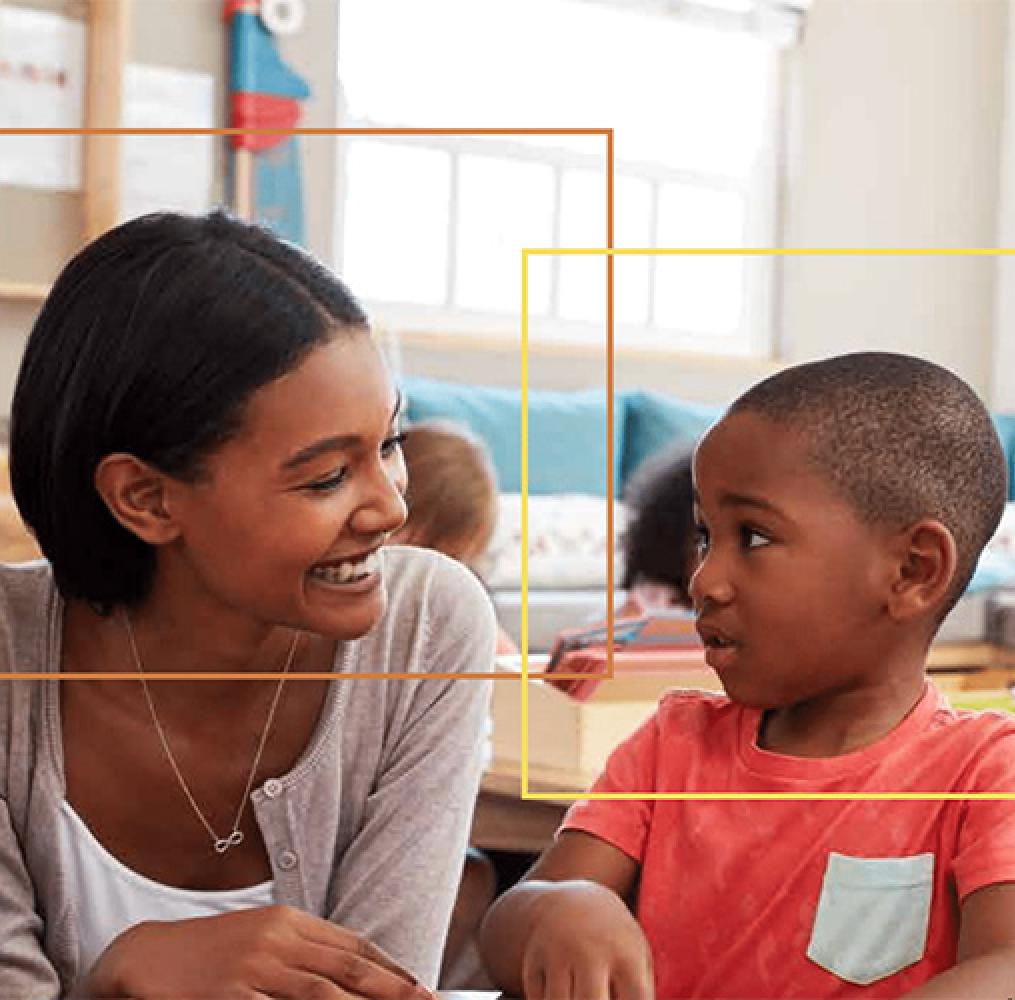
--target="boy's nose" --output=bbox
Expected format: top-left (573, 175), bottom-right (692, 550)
top-left (688, 555), bottom-right (734, 611)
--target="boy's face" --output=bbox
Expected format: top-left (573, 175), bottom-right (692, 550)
top-left (690, 410), bottom-right (896, 709)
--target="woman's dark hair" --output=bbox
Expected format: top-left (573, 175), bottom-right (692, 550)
top-left (10, 211), bottom-right (368, 611)
top-left (620, 443), bottom-right (696, 604)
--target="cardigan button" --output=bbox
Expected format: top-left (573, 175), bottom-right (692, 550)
top-left (262, 778), bottom-right (283, 799)
top-left (277, 849), bottom-right (299, 871)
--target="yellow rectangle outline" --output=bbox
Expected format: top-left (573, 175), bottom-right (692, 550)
top-left (520, 245), bottom-right (1015, 801)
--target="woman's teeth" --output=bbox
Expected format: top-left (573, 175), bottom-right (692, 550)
top-left (310, 551), bottom-right (380, 584)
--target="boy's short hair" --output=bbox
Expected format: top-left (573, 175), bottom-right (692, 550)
top-left (621, 443), bottom-right (696, 604)
top-left (11, 211), bottom-right (368, 612)
top-left (728, 351), bottom-right (1007, 617)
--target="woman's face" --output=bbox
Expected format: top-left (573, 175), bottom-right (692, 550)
top-left (162, 332), bottom-right (408, 640)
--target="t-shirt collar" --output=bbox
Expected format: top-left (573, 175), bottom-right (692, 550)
top-left (737, 680), bottom-right (944, 781)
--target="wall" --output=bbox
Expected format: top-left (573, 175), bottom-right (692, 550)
top-left (0, 0), bottom-right (1009, 412)
top-left (0, 0), bottom-right (339, 414)
top-left (401, 0), bottom-right (1010, 405)
top-left (993, 0), bottom-right (1015, 410)
top-left (781, 0), bottom-right (1007, 402)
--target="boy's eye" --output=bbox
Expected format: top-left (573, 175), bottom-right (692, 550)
top-left (740, 525), bottom-right (770, 550)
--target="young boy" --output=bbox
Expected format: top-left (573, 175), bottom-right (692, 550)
top-left (480, 352), bottom-right (1015, 999)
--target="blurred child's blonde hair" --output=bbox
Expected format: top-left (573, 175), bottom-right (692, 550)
top-left (394, 419), bottom-right (498, 565)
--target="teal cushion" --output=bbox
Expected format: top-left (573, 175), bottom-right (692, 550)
top-left (621, 390), bottom-right (722, 486)
top-left (993, 413), bottom-right (1015, 502)
top-left (402, 376), bottom-right (624, 496)
top-left (967, 550), bottom-right (1015, 594)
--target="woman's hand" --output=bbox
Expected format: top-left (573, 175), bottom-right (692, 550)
top-left (84, 904), bottom-right (434, 1000)
top-left (520, 882), bottom-right (654, 1000)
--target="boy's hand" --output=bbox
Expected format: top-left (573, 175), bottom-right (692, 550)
top-left (84, 904), bottom-right (434, 1000)
top-left (521, 881), bottom-right (653, 1000)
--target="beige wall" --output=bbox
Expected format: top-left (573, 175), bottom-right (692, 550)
top-left (0, 0), bottom-right (339, 412)
top-left (781, 0), bottom-right (1006, 401)
top-left (403, 0), bottom-right (1010, 405)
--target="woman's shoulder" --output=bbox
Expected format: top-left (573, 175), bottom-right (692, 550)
top-left (374, 545), bottom-right (497, 649)
top-left (0, 557), bottom-right (54, 595)
top-left (382, 545), bottom-right (493, 612)
top-left (0, 561), bottom-right (57, 787)
top-left (0, 560), bottom-right (55, 660)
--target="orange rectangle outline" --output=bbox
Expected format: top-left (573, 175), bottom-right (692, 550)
top-left (0, 125), bottom-right (615, 679)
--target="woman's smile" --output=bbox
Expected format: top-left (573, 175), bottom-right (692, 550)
top-left (307, 549), bottom-right (383, 593)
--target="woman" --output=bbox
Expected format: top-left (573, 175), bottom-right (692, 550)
top-left (0, 212), bottom-right (495, 998)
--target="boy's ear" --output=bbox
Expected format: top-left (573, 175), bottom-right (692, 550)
top-left (93, 453), bottom-right (182, 547)
top-left (886, 518), bottom-right (957, 623)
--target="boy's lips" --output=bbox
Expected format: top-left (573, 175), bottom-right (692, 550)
top-left (696, 620), bottom-right (741, 672)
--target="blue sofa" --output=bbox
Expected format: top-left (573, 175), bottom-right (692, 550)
top-left (403, 375), bottom-right (1015, 649)
top-left (407, 376), bottom-right (1015, 497)
top-left (402, 376), bottom-right (723, 500)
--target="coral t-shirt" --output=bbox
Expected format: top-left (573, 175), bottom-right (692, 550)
top-left (561, 683), bottom-right (1015, 999)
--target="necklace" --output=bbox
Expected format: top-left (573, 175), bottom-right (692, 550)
top-left (122, 612), bottom-right (299, 855)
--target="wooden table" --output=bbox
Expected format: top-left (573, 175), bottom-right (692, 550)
top-left (470, 767), bottom-right (577, 854)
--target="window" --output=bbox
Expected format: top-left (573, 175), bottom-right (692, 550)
top-left (335, 0), bottom-right (806, 358)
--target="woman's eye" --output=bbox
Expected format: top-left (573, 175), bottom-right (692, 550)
top-left (381, 431), bottom-right (407, 458)
top-left (741, 526), bottom-right (770, 550)
top-left (694, 524), bottom-right (710, 554)
top-left (306, 468), bottom-right (349, 493)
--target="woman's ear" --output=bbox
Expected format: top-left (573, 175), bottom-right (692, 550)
top-left (886, 518), bottom-right (958, 623)
top-left (93, 453), bottom-right (181, 547)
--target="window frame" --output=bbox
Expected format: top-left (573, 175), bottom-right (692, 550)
top-left (333, 3), bottom-right (793, 360)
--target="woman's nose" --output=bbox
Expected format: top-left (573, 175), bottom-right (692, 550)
top-left (353, 456), bottom-right (408, 537)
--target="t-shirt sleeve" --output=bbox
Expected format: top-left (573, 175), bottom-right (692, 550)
top-left (951, 723), bottom-right (1015, 901)
top-left (559, 706), bottom-right (660, 863)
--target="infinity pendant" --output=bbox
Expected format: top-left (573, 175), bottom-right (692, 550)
top-left (214, 830), bottom-right (244, 854)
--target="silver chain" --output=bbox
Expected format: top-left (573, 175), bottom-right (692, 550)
top-left (122, 611), bottom-right (299, 855)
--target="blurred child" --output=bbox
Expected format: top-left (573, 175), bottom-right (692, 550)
top-left (616, 442), bottom-right (696, 617)
top-left (546, 444), bottom-right (698, 700)
top-left (394, 419), bottom-right (496, 563)
top-left (392, 418), bottom-right (518, 655)
top-left (481, 352), bottom-right (1015, 999)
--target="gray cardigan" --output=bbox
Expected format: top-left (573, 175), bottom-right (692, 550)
top-left (0, 547), bottom-right (495, 999)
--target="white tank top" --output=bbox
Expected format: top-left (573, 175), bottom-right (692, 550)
top-left (58, 800), bottom-right (275, 974)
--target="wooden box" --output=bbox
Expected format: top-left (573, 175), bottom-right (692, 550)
top-left (490, 651), bottom-right (720, 787)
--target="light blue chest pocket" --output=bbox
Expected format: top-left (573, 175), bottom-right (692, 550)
top-left (806, 852), bottom-right (934, 985)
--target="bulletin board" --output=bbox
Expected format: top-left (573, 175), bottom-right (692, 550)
top-left (0, 0), bottom-right (228, 299)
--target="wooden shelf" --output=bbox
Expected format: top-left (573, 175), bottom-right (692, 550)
top-left (926, 641), bottom-right (998, 670)
top-left (0, 282), bottom-right (49, 304)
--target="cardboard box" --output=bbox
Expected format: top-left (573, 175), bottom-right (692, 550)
top-left (491, 651), bottom-right (721, 787)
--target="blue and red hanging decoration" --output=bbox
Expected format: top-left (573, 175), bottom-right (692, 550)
top-left (224, 0), bottom-right (311, 245)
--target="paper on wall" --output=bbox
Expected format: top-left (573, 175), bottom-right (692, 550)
top-left (120, 64), bottom-right (215, 222)
top-left (0, 7), bottom-right (86, 191)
